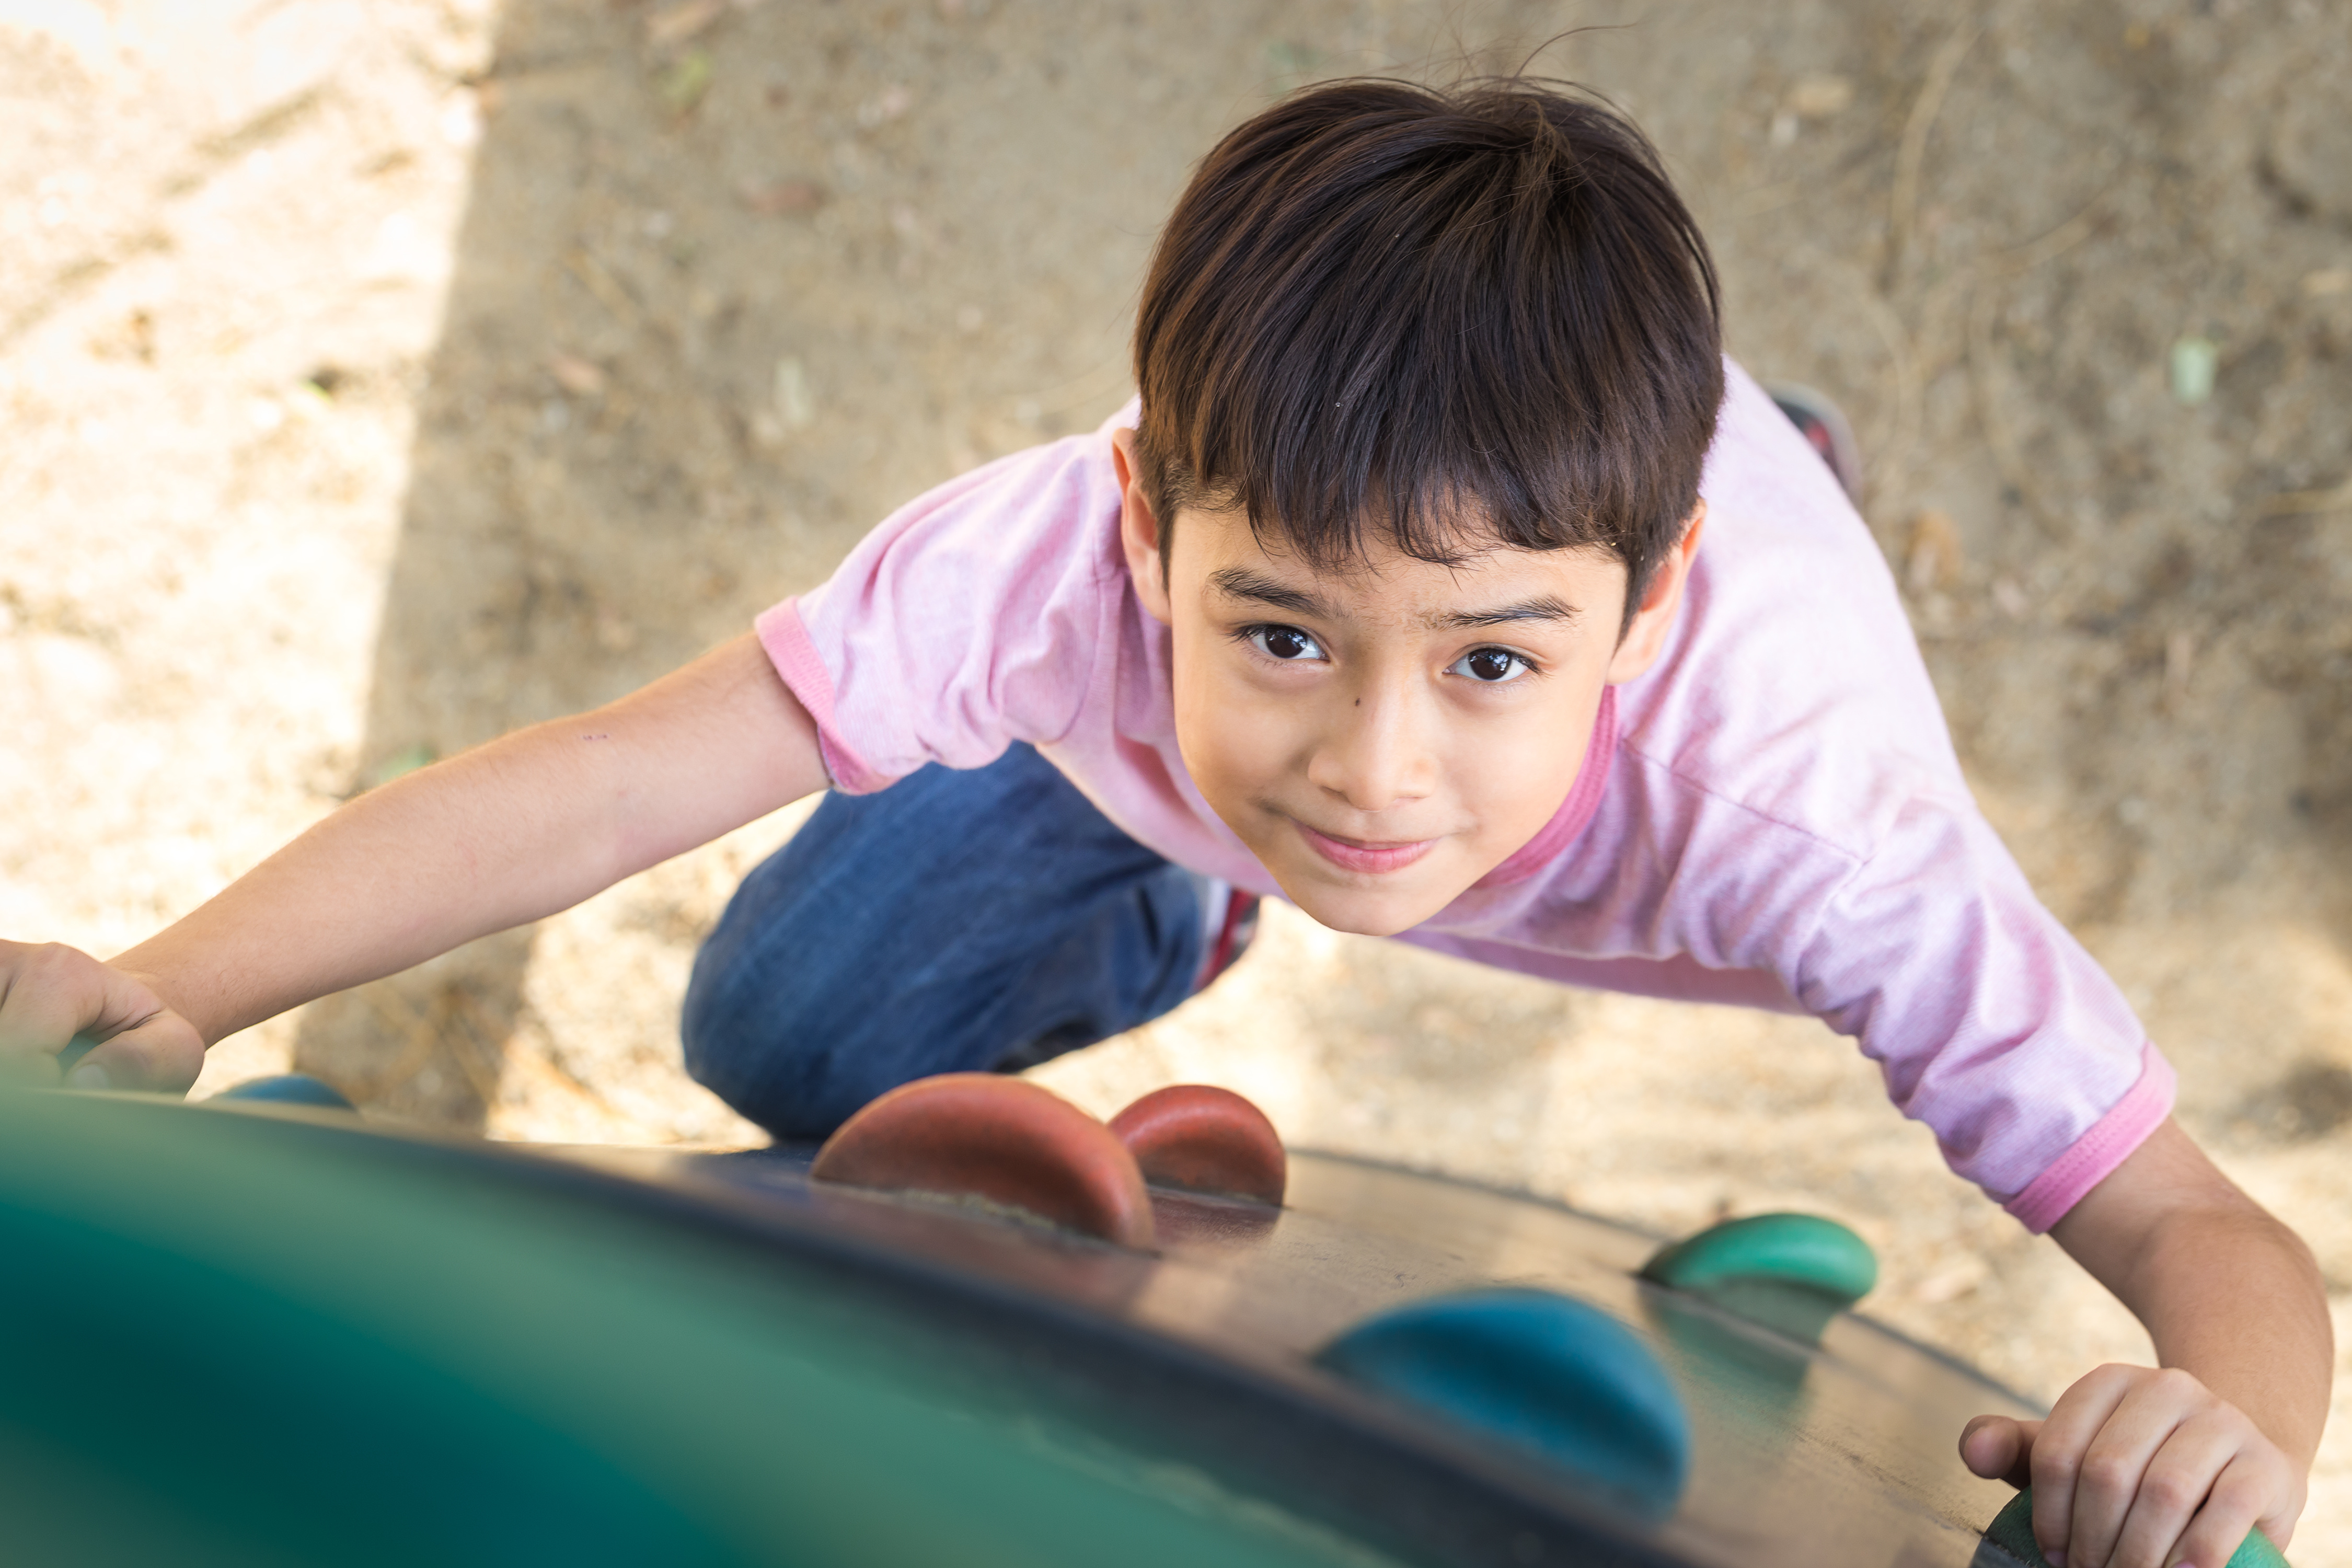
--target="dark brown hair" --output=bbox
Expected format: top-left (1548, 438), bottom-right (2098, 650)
top-left (1133, 78), bottom-right (1723, 620)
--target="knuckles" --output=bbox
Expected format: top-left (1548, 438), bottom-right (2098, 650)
top-left (2210, 1471), bottom-right (2273, 1514)
top-left (2050, 1366), bottom-right (2291, 1568)
top-left (0, 942), bottom-right (97, 1031)
top-left (2134, 1468), bottom-right (2199, 1517)
top-left (24, 941), bottom-right (89, 984)
top-left (2079, 1451), bottom-right (2139, 1497)
top-left (2082, 1362), bottom-right (2142, 1392)
top-left (2036, 1449), bottom-right (2084, 1488)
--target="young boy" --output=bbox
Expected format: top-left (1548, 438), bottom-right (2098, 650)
top-left (0, 78), bottom-right (2326, 1568)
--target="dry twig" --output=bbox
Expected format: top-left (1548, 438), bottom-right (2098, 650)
top-left (2261, 480), bottom-right (2352, 518)
top-left (1967, 285), bottom-right (2068, 541)
top-left (1963, 190), bottom-right (2112, 543)
top-left (1887, 12), bottom-right (1985, 290)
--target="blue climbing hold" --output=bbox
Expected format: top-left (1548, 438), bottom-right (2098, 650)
top-left (212, 1075), bottom-right (357, 1112)
top-left (1315, 1288), bottom-right (1689, 1515)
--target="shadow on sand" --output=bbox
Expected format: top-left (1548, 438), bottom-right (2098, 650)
top-left (287, 0), bottom-right (1240, 1125)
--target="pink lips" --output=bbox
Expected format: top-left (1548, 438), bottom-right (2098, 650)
top-left (1296, 821), bottom-right (1436, 874)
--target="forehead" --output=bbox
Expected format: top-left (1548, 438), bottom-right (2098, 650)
top-left (1171, 504), bottom-right (1624, 618)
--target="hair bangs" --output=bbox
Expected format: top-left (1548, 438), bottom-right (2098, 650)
top-left (1135, 78), bottom-right (1723, 613)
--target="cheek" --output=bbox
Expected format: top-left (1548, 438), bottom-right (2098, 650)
top-left (1450, 686), bottom-right (1601, 831)
top-left (1175, 665), bottom-right (1298, 797)
top-left (1169, 645), bottom-right (1269, 797)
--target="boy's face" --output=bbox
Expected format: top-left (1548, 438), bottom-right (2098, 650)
top-left (1113, 431), bottom-right (1703, 937)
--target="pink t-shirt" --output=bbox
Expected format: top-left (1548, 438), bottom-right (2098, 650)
top-left (759, 362), bottom-right (2171, 1231)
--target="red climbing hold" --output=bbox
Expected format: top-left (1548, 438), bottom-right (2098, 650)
top-left (810, 1074), bottom-right (1156, 1248)
top-left (1108, 1084), bottom-right (1286, 1205)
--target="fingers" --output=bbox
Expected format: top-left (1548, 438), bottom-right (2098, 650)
top-left (2032, 1363), bottom-right (2142, 1565)
top-left (2162, 1449), bottom-right (2279, 1568)
top-left (2106, 1406), bottom-right (2242, 1568)
top-left (74, 1008), bottom-right (206, 1093)
top-left (0, 1048), bottom-right (61, 1089)
top-left (2028, 1365), bottom-right (2299, 1568)
top-left (0, 941), bottom-right (204, 1093)
top-left (0, 941), bottom-right (100, 1058)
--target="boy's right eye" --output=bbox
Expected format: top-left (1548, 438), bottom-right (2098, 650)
top-left (1246, 625), bottom-right (1327, 662)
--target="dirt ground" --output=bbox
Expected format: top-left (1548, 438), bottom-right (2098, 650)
top-left (3, 0), bottom-right (2348, 1557)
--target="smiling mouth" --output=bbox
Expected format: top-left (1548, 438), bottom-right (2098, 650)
top-left (1294, 822), bottom-right (1438, 875)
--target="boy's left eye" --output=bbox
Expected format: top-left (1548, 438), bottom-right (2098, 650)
top-left (1245, 626), bottom-right (1327, 662)
top-left (1448, 647), bottom-right (1534, 683)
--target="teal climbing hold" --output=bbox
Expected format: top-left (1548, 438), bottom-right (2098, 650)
top-left (1640, 1212), bottom-right (1877, 1300)
top-left (1315, 1288), bottom-right (1689, 1515)
top-left (1639, 1213), bottom-right (1877, 1344)
top-left (1986, 1488), bottom-right (2290, 1568)
top-left (212, 1074), bottom-right (359, 1111)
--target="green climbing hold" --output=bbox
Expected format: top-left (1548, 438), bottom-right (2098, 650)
top-left (1986, 1489), bottom-right (2289, 1568)
top-left (1638, 1213), bottom-right (1877, 1343)
top-left (1640, 1212), bottom-right (1877, 1300)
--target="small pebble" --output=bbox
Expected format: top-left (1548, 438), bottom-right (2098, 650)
top-left (547, 352), bottom-right (606, 396)
top-left (773, 358), bottom-right (814, 429)
top-left (858, 84), bottom-right (913, 127)
top-left (1786, 74), bottom-right (1854, 119)
top-left (1906, 509), bottom-right (1962, 593)
top-left (739, 178), bottom-right (824, 216)
top-left (2170, 335), bottom-right (2217, 407)
top-left (660, 50), bottom-right (713, 114)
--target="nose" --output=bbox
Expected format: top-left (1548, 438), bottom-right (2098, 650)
top-left (1304, 679), bottom-right (1436, 814)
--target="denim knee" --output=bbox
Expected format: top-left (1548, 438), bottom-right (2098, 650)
top-left (679, 868), bottom-right (1205, 1139)
top-left (677, 746), bottom-right (1207, 1140)
top-left (678, 870), bottom-right (886, 1140)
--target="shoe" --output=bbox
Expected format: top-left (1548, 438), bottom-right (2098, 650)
top-left (991, 874), bottom-right (1260, 1077)
top-left (1190, 874), bottom-right (1260, 993)
top-left (1767, 383), bottom-right (1862, 501)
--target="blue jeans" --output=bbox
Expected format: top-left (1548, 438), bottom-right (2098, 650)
top-left (682, 743), bottom-right (1208, 1140)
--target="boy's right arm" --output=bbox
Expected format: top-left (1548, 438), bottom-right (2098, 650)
top-left (0, 633), bottom-right (828, 1091)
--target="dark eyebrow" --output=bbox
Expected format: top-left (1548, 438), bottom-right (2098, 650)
top-left (1208, 566), bottom-right (1333, 619)
top-left (1426, 596), bottom-right (1582, 631)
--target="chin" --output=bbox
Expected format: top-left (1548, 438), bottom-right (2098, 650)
top-left (1280, 878), bottom-right (1456, 939)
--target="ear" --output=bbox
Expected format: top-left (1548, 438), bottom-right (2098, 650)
top-left (1606, 500), bottom-right (1707, 685)
top-left (1111, 428), bottom-right (1174, 626)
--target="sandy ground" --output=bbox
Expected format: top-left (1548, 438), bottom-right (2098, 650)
top-left (3, 0), bottom-right (2348, 1558)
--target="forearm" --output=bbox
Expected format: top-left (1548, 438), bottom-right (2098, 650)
top-left (2052, 1119), bottom-right (2333, 1468)
top-left (2105, 1200), bottom-right (2329, 1467)
top-left (116, 720), bottom-right (640, 1042)
top-left (113, 634), bottom-right (824, 1045)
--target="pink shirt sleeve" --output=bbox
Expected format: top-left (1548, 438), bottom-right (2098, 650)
top-left (755, 436), bottom-right (1125, 793)
top-left (1785, 790), bottom-right (2174, 1229)
top-left (1609, 363), bottom-right (2174, 1228)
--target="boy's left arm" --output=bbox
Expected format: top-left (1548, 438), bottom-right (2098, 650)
top-left (1961, 1117), bottom-right (2331, 1568)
